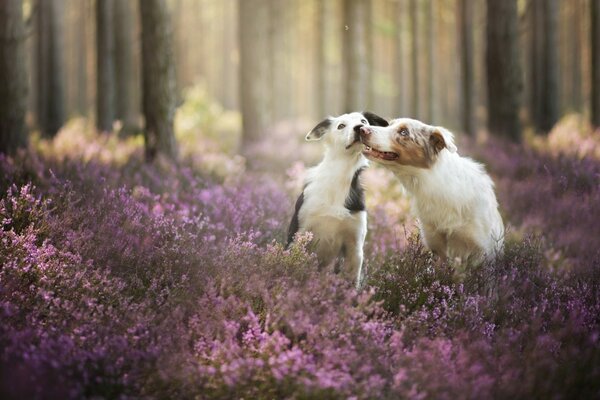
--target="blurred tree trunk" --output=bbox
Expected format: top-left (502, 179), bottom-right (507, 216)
top-left (528, 0), bottom-right (542, 129)
top-left (409, 0), bottom-right (419, 118)
top-left (365, 0), bottom-right (374, 110)
top-left (75, 0), bottom-right (88, 116)
top-left (0, 0), bottom-right (27, 154)
top-left (35, 0), bottom-right (65, 137)
top-left (239, 0), bottom-right (270, 145)
top-left (139, 0), bottom-right (177, 161)
top-left (569, 0), bottom-right (582, 112)
top-left (592, 0), bottom-right (600, 128)
top-left (96, 0), bottom-right (115, 132)
top-left (394, 0), bottom-right (406, 115)
top-left (342, 0), bottom-right (368, 112)
top-left (172, 0), bottom-right (184, 102)
top-left (458, 0), bottom-right (475, 136)
top-left (425, 0), bottom-right (435, 123)
top-left (486, 0), bottom-right (522, 141)
top-left (315, 0), bottom-right (328, 117)
top-left (114, 0), bottom-right (138, 134)
top-left (221, 0), bottom-right (236, 110)
top-left (269, 0), bottom-right (287, 121)
top-left (538, 0), bottom-right (559, 133)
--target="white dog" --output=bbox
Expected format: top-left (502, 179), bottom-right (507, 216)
top-left (359, 117), bottom-right (504, 264)
top-left (287, 111), bottom-right (388, 288)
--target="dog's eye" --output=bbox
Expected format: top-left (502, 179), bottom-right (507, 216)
top-left (399, 128), bottom-right (409, 137)
top-left (337, 124), bottom-right (346, 130)
top-left (361, 119), bottom-right (367, 124)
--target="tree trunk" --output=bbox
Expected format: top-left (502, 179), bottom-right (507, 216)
top-left (0, 0), bottom-right (27, 154)
top-left (395, 0), bottom-right (406, 115)
top-left (75, 0), bottom-right (88, 116)
top-left (365, 0), bottom-right (374, 110)
top-left (342, 0), bottom-right (369, 112)
top-left (528, 0), bottom-right (542, 129)
top-left (269, 0), bottom-right (288, 121)
top-left (221, 0), bottom-right (236, 110)
top-left (458, 0), bottom-right (475, 135)
top-left (409, 0), bottom-right (419, 118)
top-left (239, 0), bottom-right (270, 145)
top-left (315, 0), bottom-right (328, 117)
top-left (139, 0), bottom-right (177, 161)
top-left (35, 0), bottom-right (65, 137)
top-left (592, 0), bottom-right (600, 128)
top-left (570, 0), bottom-right (582, 112)
top-left (114, 0), bottom-right (138, 134)
top-left (538, 0), bottom-right (559, 133)
top-left (486, 0), bottom-right (522, 141)
top-left (96, 0), bottom-right (115, 132)
top-left (425, 0), bottom-right (435, 123)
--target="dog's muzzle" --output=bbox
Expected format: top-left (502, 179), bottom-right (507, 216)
top-left (345, 124), bottom-right (364, 149)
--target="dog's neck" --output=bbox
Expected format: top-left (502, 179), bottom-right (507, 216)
top-left (321, 147), bottom-right (366, 168)
top-left (305, 148), bottom-right (368, 204)
top-left (389, 150), bottom-right (455, 195)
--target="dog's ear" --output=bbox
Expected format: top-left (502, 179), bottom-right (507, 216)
top-left (429, 127), bottom-right (457, 154)
top-left (362, 111), bottom-right (389, 127)
top-left (306, 118), bottom-right (331, 141)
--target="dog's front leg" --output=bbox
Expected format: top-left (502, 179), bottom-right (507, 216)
top-left (341, 243), bottom-right (363, 289)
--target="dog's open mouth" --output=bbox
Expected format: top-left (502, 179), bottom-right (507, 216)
top-left (363, 145), bottom-right (399, 161)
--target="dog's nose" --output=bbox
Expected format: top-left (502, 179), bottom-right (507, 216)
top-left (353, 124), bottom-right (363, 134)
top-left (359, 126), bottom-right (371, 136)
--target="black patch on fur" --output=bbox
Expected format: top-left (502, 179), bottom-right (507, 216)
top-left (362, 111), bottom-right (389, 127)
top-left (344, 167), bottom-right (366, 213)
top-left (286, 191), bottom-right (304, 247)
top-left (307, 118), bottom-right (332, 139)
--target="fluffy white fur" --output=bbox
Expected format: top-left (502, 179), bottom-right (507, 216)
top-left (287, 112), bottom-right (387, 288)
top-left (360, 118), bottom-right (504, 263)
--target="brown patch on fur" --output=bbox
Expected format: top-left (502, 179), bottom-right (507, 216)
top-left (389, 140), bottom-right (431, 168)
top-left (429, 129), bottom-right (447, 153)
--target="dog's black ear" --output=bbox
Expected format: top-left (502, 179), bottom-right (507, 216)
top-left (362, 111), bottom-right (389, 127)
top-left (306, 118), bottom-right (331, 141)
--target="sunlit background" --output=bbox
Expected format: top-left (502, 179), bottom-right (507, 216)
top-left (1, 0), bottom-right (600, 398)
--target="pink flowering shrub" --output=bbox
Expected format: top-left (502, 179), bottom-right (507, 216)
top-left (1, 130), bottom-right (599, 399)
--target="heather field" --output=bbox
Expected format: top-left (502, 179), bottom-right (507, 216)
top-left (1, 111), bottom-right (599, 399)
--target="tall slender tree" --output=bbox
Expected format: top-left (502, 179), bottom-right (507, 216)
top-left (315, 0), bottom-right (328, 117)
top-left (139, 0), bottom-right (177, 161)
top-left (342, 0), bottom-right (369, 112)
top-left (539, 0), bottom-right (559, 132)
top-left (592, 0), bottom-right (600, 128)
top-left (114, 0), bottom-right (138, 134)
top-left (425, 0), bottom-right (435, 123)
top-left (96, 0), bottom-right (115, 132)
top-left (269, 0), bottom-right (288, 121)
top-left (239, 0), bottom-right (270, 146)
top-left (394, 0), bottom-right (406, 115)
top-left (75, 0), bottom-right (88, 116)
top-left (486, 0), bottom-right (522, 141)
top-left (569, 0), bottom-right (583, 112)
top-left (528, 0), bottom-right (542, 129)
top-left (458, 0), bottom-right (475, 135)
top-left (35, 0), bottom-right (65, 137)
top-left (409, 0), bottom-right (419, 119)
top-left (0, 0), bottom-right (27, 154)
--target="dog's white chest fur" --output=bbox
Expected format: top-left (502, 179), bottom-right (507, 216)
top-left (299, 158), bottom-right (368, 260)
